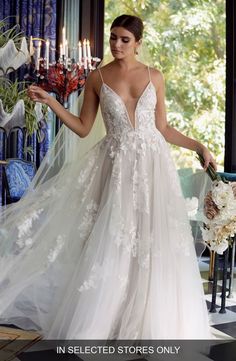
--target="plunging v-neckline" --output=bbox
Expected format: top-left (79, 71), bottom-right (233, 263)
top-left (101, 81), bottom-right (153, 130)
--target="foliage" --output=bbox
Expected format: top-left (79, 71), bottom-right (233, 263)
top-left (0, 77), bottom-right (47, 137)
top-left (0, 17), bottom-right (48, 155)
top-left (0, 17), bottom-right (25, 49)
top-left (105, 0), bottom-right (225, 169)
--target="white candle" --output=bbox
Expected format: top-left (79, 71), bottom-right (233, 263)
top-left (36, 40), bottom-right (41, 70)
top-left (83, 39), bottom-right (87, 60)
top-left (46, 39), bottom-right (50, 69)
top-left (64, 40), bottom-right (69, 69)
top-left (86, 40), bottom-right (91, 64)
top-left (78, 41), bottom-right (82, 63)
top-left (84, 56), bottom-right (87, 70)
top-left (60, 43), bottom-right (63, 58)
top-left (29, 36), bottom-right (34, 56)
top-left (62, 27), bottom-right (66, 55)
top-left (65, 39), bottom-right (68, 58)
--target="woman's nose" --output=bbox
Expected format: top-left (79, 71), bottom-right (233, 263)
top-left (114, 39), bottom-right (122, 48)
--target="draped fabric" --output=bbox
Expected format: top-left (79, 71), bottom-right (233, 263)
top-left (0, 0), bottom-right (58, 204)
top-left (63, 0), bottom-right (80, 56)
top-left (0, 0), bottom-right (57, 61)
top-left (0, 128), bottom-right (7, 205)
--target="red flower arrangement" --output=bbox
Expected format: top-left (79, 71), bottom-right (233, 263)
top-left (38, 62), bottom-right (86, 103)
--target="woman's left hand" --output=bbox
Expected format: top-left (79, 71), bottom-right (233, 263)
top-left (199, 145), bottom-right (217, 171)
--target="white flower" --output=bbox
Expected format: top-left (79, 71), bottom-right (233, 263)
top-left (209, 239), bottom-right (229, 255)
top-left (219, 205), bottom-right (236, 221)
top-left (212, 181), bottom-right (235, 210)
top-left (201, 226), bottom-right (215, 242)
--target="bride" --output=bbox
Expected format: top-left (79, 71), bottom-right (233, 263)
top-left (0, 14), bottom-right (216, 339)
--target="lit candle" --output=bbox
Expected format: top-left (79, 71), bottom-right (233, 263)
top-left (62, 27), bottom-right (66, 55)
top-left (84, 55), bottom-right (87, 70)
top-left (78, 41), bottom-right (82, 63)
top-left (86, 40), bottom-right (91, 64)
top-left (65, 39), bottom-right (68, 58)
top-left (36, 40), bottom-right (41, 71)
top-left (83, 39), bottom-right (87, 60)
top-left (46, 39), bottom-right (50, 69)
top-left (64, 40), bottom-right (69, 69)
top-left (60, 43), bottom-right (63, 58)
top-left (29, 36), bottom-right (34, 56)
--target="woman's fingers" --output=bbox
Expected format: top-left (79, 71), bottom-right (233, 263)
top-left (210, 158), bottom-right (217, 171)
top-left (28, 86), bottom-right (43, 100)
top-left (204, 160), bottom-right (209, 171)
top-left (27, 85), bottom-right (49, 104)
top-left (204, 156), bottom-right (217, 172)
top-left (201, 147), bottom-right (218, 172)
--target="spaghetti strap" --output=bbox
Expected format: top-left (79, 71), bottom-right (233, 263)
top-left (147, 66), bottom-right (151, 82)
top-left (97, 68), bottom-right (104, 83)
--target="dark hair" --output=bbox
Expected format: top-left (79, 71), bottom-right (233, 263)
top-left (110, 14), bottom-right (144, 41)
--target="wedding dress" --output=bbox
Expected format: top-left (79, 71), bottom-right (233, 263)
top-left (0, 66), bottom-right (211, 339)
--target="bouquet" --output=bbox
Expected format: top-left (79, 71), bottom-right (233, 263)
top-left (37, 63), bottom-right (86, 104)
top-left (198, 154), bottom-right (236, 254)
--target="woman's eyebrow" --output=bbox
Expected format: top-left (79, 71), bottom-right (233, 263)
top-left (110, 33), bottom-right (130, 40)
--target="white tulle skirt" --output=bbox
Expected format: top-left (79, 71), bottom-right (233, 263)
top-left (0, 132), bottom-right (211, 339)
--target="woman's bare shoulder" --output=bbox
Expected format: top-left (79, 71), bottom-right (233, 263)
top-left (149, 67), bottom-right (164, 80)
top-left (85, 63), bottom-right (114, 96)
top-left (149, 67), bottom-right (165, 89)
top-left (88, 62), bottom-right (114, 83)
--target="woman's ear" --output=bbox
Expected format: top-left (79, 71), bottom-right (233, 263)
top-left (135, 40), bottom-right (142, 55)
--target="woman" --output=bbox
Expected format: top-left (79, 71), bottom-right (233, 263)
top-left (0, 14), bottom-right (215, 339)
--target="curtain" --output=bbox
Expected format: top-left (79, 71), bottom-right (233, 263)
top-left (0, 0), bottom-right (57, 204)
top-left (0, 0), bottom-right (57, 61)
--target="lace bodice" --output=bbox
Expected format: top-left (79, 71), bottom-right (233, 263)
top-left (98, 67), bottom-right (159, 138)
top-left (97, 68), bottom-right (167, 163)
top-left (100, 81), bottom-right (157, 134)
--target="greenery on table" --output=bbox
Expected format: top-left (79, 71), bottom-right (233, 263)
top-left (0, 18), bottom-right (48, 155)
top-left (0, 18), bottom-right (24, 49)
top-left (0, 78), bottom-right (47, 135)
top-left (105, 0), bottom-right (225, 169)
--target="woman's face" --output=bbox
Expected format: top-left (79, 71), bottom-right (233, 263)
top-left (109, 26), bottom-right (139, 59)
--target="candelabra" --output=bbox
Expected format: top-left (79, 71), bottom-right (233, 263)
top-left (29, 29), bottom-right (101, 106)
top-left (34, 56), bottom-right (101, 107)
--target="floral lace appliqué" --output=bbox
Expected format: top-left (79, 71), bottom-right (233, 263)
top-left (47, 235), bottom-right (65, 263)
top-left (77, 200), bottom-right (98, 239)
top-left (16, 208), bottom-right (44, 248)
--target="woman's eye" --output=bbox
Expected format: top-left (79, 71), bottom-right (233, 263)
top-left (110, 36), bottom-right (116, 41)
top-left (122, 39), bottom-right (129, 43)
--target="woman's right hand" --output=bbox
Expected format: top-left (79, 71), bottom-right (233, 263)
top-left (27, 85), bottom-right (51, 104)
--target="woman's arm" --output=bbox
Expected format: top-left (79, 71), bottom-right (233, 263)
top-left (27, 71), bottom-right (99, 138)
top-left (153, 70), bottom-right (217, 170)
